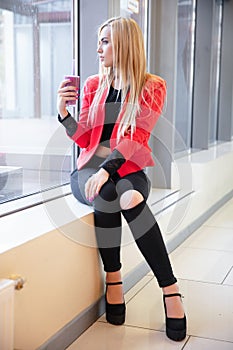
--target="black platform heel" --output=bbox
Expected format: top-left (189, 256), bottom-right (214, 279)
top-left (163, 293), bottom-right (187, 341)
top-left (105, 281), bottom-right (126, 325)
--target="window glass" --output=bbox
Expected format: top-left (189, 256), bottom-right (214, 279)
top-left (0, 0), bottom-right (72, 204)
top-left (175, 0), bottom-right (196, 154)
top-left (208, 0), bottom-right (223, 145)
top-left (120, 0), bottom-right (148, 48)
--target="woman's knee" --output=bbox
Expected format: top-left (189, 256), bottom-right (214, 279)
top-left (94, 180), bottom-right (120, 212)
top-left (119, 190), bottom-right (144, 210)
top-left (98, 180), bottom-right (118, 201)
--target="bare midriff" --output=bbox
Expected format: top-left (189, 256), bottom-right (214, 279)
top-left (95, 144), bottom-right (112, 158)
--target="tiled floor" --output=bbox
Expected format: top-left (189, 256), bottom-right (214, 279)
top-left (67, 198), bottom-right (233, 350)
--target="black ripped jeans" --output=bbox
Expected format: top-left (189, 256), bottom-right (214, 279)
top-left (70, 155), bottom-right (177, 288)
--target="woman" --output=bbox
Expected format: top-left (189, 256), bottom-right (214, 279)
top-left (57, 17), bottom-right (186, 341)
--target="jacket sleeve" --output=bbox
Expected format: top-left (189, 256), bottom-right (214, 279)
top-left (114, 79), bottom-right (166, 161)
top-left (58, 112), bottom-right (77, 136)
top-left (99, 149), bottom-right (126, 176)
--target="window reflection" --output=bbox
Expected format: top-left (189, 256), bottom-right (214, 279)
top-left (120, 0), bottom-right (148, 49)
top-left (0, 0), bottom-right (72, 204)
top-left (209, 0), bottom-right (223, 145)
top-left (175, 0), bottom-right (196, 154)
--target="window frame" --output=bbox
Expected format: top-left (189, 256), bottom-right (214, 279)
top-left (0, 0), bottom-right (77, 214)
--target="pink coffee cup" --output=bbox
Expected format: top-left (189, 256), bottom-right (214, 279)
top-left (64, 75), bottom-right (80, 106)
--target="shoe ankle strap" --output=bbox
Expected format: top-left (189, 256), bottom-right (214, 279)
top-left (106, 281), bottom-right (123, 286)
top-left (163, 293), bottom-right (182, 298)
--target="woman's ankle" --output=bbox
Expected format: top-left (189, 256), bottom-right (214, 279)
top-left (106, 270), bottom-right (122, 283)
top-left (162, 283), bottom-right (179, 295)
top-left (162, 284), bottom-right (185, 318)
top-left (105, 270), bottom-right (124, 304)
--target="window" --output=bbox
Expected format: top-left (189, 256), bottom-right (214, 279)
top-left (208, 0), bottom-right (223, 145)
top-left (174, 0), bottom-right (196, 154)
top-left (0, 0), bottom-right (73, 205)
top-left (119, 0), bottom-right (148, 48)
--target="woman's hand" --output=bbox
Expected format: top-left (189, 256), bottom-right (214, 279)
top-left (57, 79), bottom-right (78, 118)
top-left (85, 168), bottom-right (110, 202)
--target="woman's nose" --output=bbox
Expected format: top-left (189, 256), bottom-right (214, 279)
top-left (97, 45), bottom-right (102, 53)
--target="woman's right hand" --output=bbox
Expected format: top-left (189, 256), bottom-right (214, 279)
top-left (57, 79), bottom-right (78, 118)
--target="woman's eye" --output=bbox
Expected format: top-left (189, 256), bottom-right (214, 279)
top-left (102, 40), bottom-right (108, 45)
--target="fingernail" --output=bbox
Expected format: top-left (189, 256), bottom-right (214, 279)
top-left (89, 197), bottom-right (94, 202)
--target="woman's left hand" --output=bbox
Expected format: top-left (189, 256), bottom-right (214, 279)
top-left (85, 168), bottom-right (109, 202)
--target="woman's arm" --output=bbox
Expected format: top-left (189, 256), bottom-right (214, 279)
top-left (57, 77), bottom-right (94, 148)
top-left (57, 79), bottom-right (78, 118)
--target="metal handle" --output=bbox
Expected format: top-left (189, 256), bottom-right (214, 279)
top-left (9, 274), bottom-right (26, 290)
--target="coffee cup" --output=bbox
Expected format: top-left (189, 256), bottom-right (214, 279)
top-left (64, 75), bottom-right (80, 106)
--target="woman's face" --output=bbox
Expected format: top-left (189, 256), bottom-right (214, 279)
top-left (97, 26), bottom-right (113, 68)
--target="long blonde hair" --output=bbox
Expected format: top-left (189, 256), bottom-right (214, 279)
top-left (89, 17), bottom-right (150, 141)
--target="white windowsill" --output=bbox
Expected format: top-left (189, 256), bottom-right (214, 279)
top-left (0, 186), bottom-right (177, 255)
top-left (1, 141), bottom-right (232, 255)
top-left (0, 190), bottom-right (93, 254)
top-left (176, 141), bottom-right (233, 164)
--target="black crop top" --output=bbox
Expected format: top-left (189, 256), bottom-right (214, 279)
top-left (58, 84), bottom-right (126, 176)
top-left (100, 86), bottom-right (121, 147)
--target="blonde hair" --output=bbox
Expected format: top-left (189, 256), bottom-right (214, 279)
top-left (89, 17), bottom-right (152, 141)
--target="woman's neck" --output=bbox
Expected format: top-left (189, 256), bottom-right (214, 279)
top-left (112, 79), bottom-right (121, 90)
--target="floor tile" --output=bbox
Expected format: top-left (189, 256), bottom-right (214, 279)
top-left (223, 267), bottom-right (233, 286)
top-left (67, 322), bottom-right (186, 350)
top-left (184, 337), bottom-right (233, 350)
top-left (119, 278), bottom-right (233, 343)
top-left (121, 278), bottom-right (166, 332)
top-left (170, 247), bottom-right (233, 283)
top-left (98, 276), bottom-right (154, 323)
top-left (181, 225), bottom-right (233, 252)
top-left (204, 201), bottom-right (233, 229)
top-left (124, 276), bottom-right (154, 303)
top-left (179, 280), bottom-right (233, 342)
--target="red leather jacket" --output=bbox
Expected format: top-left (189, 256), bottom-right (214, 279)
top-left (70, 74), bottom-right (166, 177)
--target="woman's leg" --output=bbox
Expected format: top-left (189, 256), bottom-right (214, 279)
top-left (122, 198), bottom-right (185, 319)
top-left (70, 165), bottom-right (122, 274)
top-left (71, 166), bottom-right (124, 304)
top-left (93, 179), bottom-right (122, 272)
top-left (93, 180), bottom-right (124, 304)
top-left (115, 172), bottom-right (176, 287)
top-left (116, 172), bottom-right (184, 319)
top-left (122, 200), bottom-right (177, 287)
top-left (70, 167), bottom-right (96, 205)
top-left (70, 161), bottom-right (122, 272)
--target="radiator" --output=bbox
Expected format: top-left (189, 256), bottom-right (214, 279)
top-left (0, 279), bottom-right (14, 350)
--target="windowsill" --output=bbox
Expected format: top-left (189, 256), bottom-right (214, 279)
top-left (0, 184), bottom-right (72, 218)
top-left (0, 189), bottom-right (93, 254)
top-left (1, 141), bottom-right (233, 255)
top-left (175, 141), bottom-right (233, 164)
top-left (172, 141), bottom-right (233, 190)
top-left (0, 186), bottom-right (177, 255)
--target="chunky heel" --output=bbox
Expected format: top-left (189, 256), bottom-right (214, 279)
top-left (163, 293), bottom-right (187, 341)
top-left (105, 282), bottom-right (126, 325)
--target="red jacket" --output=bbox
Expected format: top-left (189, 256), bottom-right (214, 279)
top-left (70, 74), bottom-right (166, 177)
